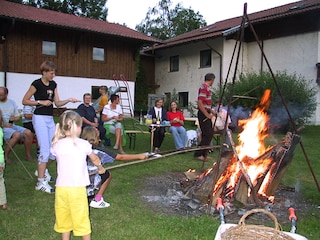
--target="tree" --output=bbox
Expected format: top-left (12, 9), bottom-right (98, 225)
top-left (135, 0), bottom-right (207, 40)
top-left (212, 71), bottom-right (317, 132)
top-left (11, 0), bottom-right (108, 20)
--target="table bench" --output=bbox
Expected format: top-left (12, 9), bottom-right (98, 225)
top-left (126, 127), bottom-right (171, 151)
top-left (126, 129), bottom-right (150, 150)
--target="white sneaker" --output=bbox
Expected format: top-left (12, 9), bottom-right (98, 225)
top-left (35, 180), bottom-right (54, 193)
top-left (89, 198), bottom-right (110, 208)
top-left (34, 169), bottom-right (54, 182)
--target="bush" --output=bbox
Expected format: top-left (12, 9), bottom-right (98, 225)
top-left (212, 71), bottom-right (317, 132)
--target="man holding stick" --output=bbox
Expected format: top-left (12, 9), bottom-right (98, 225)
top-left (194, 73), bottom-right (216, 161)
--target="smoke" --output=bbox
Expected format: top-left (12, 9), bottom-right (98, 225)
top-left (228, 99), bottom-right (306, 132)
top-left (268, 101), bottom-right (305, 130)
top-left (229, 106), bottom-right (251, 128)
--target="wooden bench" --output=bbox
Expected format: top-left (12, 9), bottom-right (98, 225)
top-left (213, 133), bottom-right (222, 145)
top-left (126, 129), bottom-right (150, 150)
top-left (126, 128), bottom-right (172, 150)
top-left (184, 117), bottom-right (198, 126)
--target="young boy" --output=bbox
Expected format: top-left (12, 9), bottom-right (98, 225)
top-left (80, 126), bottom-right (148, 208)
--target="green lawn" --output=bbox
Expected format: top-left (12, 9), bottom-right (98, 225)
top-left (0, 122), bottom-right (319, 239)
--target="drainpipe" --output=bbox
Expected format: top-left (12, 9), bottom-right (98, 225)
top-left (205, 43), bottom-right (222, 87)
top-left (260, 40), bottom-right (264, 74)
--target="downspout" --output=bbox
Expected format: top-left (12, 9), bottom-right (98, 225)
top-left (205, 43), bottom-right (222, 86)
top-left (260, 40), bottom-right (264, 74)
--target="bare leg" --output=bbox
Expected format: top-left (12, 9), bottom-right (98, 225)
top-left (4, 132), bottom-right (20, 164)
top-left (82, 234), bottom-right (91, 240)
top-left (23, 129), bottom-right (34, 162)
top-left (96, 174), bottom-right (111, 197)
top-left (61, 232), bottom-right (71, 240)
top-left (118, 133), bottom-right (124, 152)
top-left (37, 162), bottom-right (47, 178)
top-left (115, 128), bottom-right (121, 148)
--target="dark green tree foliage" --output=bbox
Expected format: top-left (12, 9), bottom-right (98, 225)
top-left (135, 0), bottom-right (207, 40)
top-left (163, 88), bottom-right (179, 111)
top-left (15, 0), bottom-right (107, 20)
top-left (212, 71), bottom-right (317, 131)
top-left (135, 56), bottom-right (152, 112)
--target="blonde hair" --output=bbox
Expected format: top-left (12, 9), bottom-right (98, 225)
top-left (52, 110), bottom-right (82, 145)
top-left (80, 126), bottom-right (98, 145)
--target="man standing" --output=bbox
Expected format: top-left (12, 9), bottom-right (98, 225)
top-left (0, 87), bottom-right (34, 163)
top-left (194, 73), bottom-right (216, 161)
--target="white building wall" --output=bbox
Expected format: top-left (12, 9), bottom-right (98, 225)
top-left (0, 72), bottom-right (135, 112)
top-left (154, 31), bottom-right (320, 123)
top-left (155, 38), bottom-right (223, 111)
top-left (245, 32), bottom-right (319, 124)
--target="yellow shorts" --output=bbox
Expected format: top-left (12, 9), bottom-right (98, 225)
top-left (54, 186), bottom-right (91, 236)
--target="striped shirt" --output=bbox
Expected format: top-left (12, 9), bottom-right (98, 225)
top-left (198, 83), bottom-right (212, 111)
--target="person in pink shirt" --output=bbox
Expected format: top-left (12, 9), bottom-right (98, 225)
top-left (51, 110), bottom-right (105, 240)
top-left (167, 101), bottom-right (186, 149)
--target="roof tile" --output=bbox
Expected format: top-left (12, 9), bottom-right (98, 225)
top-left (0, 0), bottom-right (160, 43)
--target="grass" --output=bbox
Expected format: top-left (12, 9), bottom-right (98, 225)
top-left (0, 122), bottom-right (319, 239)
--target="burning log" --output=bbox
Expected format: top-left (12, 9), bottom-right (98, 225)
top-left (183, 132), bottom-right (301, 207)
top-left (183, 90), bottom-right (301, 208)
top-left (261, 132), bottom-right (301, 196)
top-left (184, 151), bottom-right (232, 203)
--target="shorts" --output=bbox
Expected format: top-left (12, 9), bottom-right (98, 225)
top-left (54, 186), bottom-right (91, 236)
top-left (108, 122), bottom-right (123, 135)
top-left (3, 125), bottom-right (28, 142)
top-left (23, 122), bottom-right (35, 133)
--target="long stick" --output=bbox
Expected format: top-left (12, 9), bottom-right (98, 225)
top-left (107, 145), bottom-right (216, 170)
top-left (5, 140), bottom-right (33, 179)
top-left (88, 145), bottom-right (217, 175)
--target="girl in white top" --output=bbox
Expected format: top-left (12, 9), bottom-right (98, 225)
top-left (51, 110), bottom-right (105, 240)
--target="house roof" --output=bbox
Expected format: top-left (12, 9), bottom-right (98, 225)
top-left (0, 0), bottom-right (160, 44)
top-left (150, 0), bottom-right (320, 50)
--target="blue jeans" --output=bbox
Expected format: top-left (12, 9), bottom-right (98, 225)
top-left (169, 126), bottom-right (187, 149)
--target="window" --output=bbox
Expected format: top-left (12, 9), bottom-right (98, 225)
top-left (200, 49), bottom-right (212, 68)
top-left (91, 86), bottom-right (101, 101)
top-left (170, 55), bottom-right (179, 72)
top-left (178, 92), bottom-right (188, 108)
top-left (93, 47), bottom-right (105, 61)
top-left (42, 41), bottom-right (56, 56)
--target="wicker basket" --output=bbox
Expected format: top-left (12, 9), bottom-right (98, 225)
top-left (221, 209), bottom-right (295, 240)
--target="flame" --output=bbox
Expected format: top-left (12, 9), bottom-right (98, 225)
top-left (237, 89), bottom-right (271, 160)
top-left (213, 89), bottom-right (275, 200)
